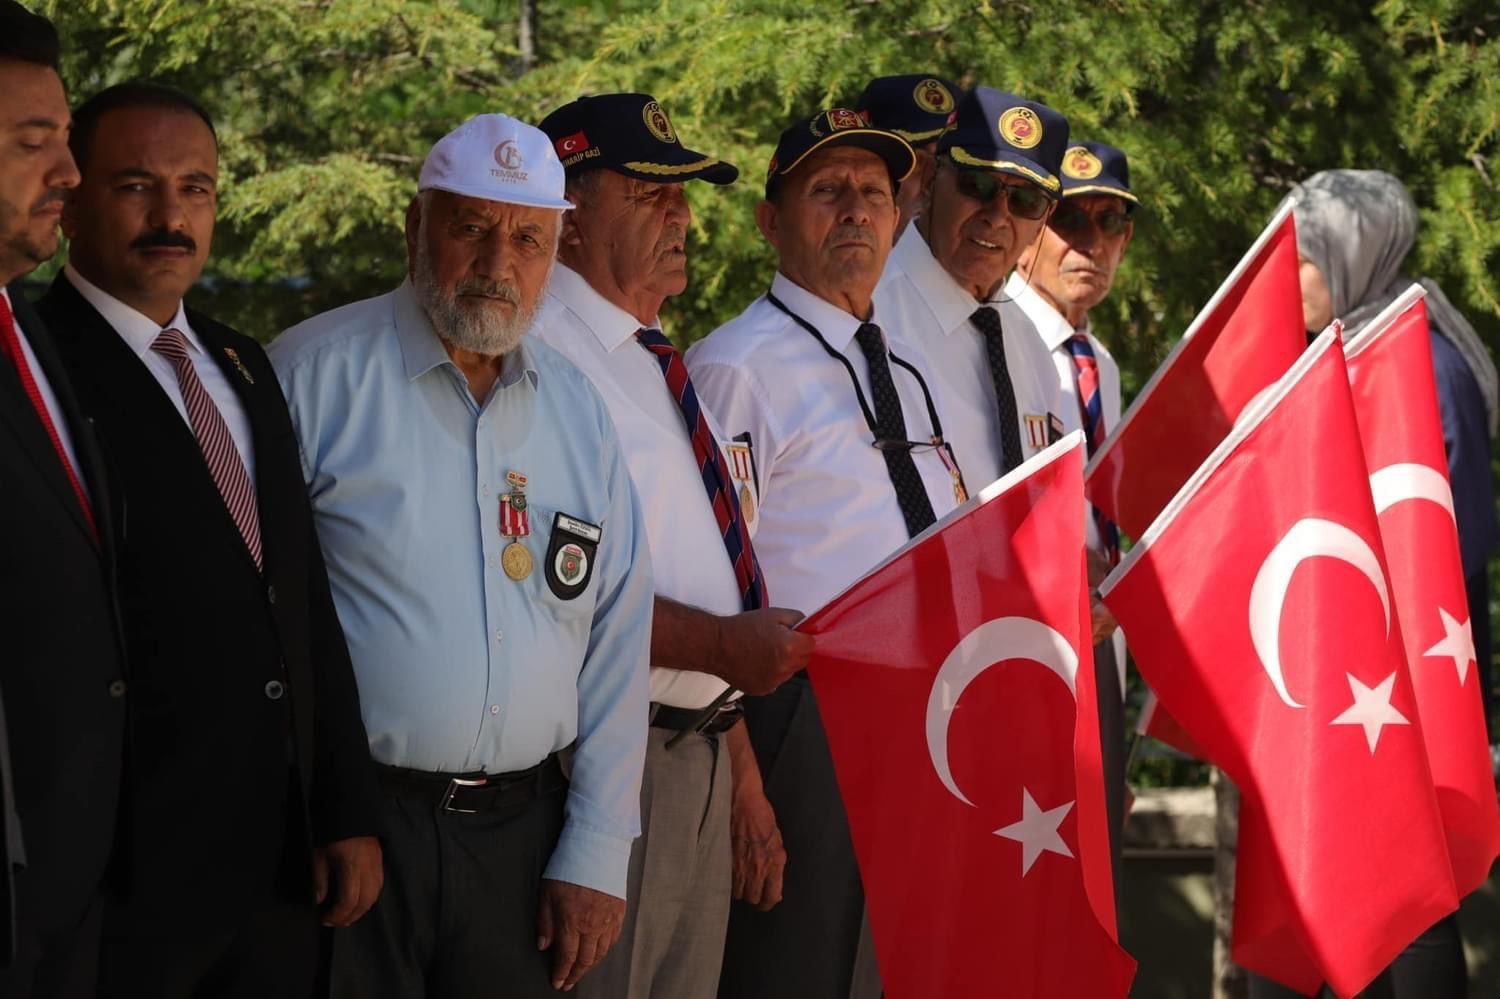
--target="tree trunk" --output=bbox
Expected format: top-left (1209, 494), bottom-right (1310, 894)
top-left (518, 0), bottom-right (538, 73)
top-left (1213, 769), bottom-right (1247, 999)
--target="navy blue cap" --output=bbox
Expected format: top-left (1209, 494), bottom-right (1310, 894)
top-left (537, 93), bottom-right (738, 185)
top-left (764, 108), bottom-right (916, 200)
top-left (855, 74), bottom-right (961, 146)
top-left (935, 86), bottom-right (1069, 194)
top-left (1059, 140), bottom-right (1138, 207)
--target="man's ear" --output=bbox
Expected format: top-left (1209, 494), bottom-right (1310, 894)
top-left (559, 208), bottom-right (584, 250)
top-left (754, 199), bottom-right (779, 251)
top-left (403, 197), bottom-right (422, 277)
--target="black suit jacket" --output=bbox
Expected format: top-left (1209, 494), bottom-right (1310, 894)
top-left (0, 283), bottom-right (127, 955)
top-left (37, 275), bottom-right (377, 923)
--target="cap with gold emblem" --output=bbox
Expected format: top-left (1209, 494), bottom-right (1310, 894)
top-left (764, 107), bottom-right (916, 199)
top-left (855, 73), bottom-right (962, 146)
top-left (537, 92), bottom-right (738, 185)
top-left (934, 86), bottom-right (1069, 194)
top-left (1059, 140), bottom-right (1138, 209)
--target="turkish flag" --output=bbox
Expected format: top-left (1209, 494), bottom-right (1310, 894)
top-left (801, 434), bottom-right (1135, 999)
top-left (1085, 204), bottom-right (1305, 539)
top-left (1344, 286), bottom-right (1500, 897)
top-left (1102, 332), bottom-right (1457, 997)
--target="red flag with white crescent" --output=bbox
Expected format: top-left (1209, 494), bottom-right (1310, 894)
top-left (1343, 286), bottom-right (1500, 898)
top-left (801, 434), bottom-right (1134, 999)
top-left (1085, 205), bottom-right (1305, 539)
top-left (1102, 331), bottom-right (1456, 997)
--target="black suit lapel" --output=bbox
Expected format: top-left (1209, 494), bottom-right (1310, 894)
top-left (1, 285), bottom-right (101, 549)
top-left (42, 277), bottom-right (261, 576)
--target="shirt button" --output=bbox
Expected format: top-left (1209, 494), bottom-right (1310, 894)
top-left (266, 585), bottom-right (278, 605)
top-left (487, 554), bottom-right (497, 568)
top-left (494, 630), bottom-right (503, 644)
top-left (108, 680), bottom-right (127, 699)
top-left (264, 680), bottom-right (285, 700)
top-left (489, 705), bottom-right (500, 716)
top-left (482, 485), bottom-right (491, 496)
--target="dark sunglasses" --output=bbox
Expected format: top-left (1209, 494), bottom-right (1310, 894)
top-left (950, 167), bottom-right (1053, 220)
top-left (1050, 203), bottom-right (1132, 237)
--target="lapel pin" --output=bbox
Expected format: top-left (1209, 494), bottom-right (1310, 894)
top-left (223, 347), bottom-right (255, 385)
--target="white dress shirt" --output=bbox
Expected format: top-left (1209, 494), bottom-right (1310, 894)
top-left (1005, 272), bottom-right (1122, 552)
top-left (685, 272), bottom-right (964, 617)
top-left (2, 287), bottom-right (86, 490)
top-left (874, 225), bottom-right (1067, 495)
top-left (535, 262), bottom-right (742, 709)
top-left (64, 266), bottom-right (256, 484)
top-left (1006, 271), bottom-right (1128, 687)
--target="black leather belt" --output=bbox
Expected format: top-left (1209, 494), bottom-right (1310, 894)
top-left (651, 699), bottom-right (744, 737)
top-left (375, 753), bottom-right (566, 815)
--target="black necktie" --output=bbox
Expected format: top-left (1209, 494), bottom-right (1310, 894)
top-left (970, 306), bottom-right (1025, 473)
top-left (852, 323), bottom-right (937, 538)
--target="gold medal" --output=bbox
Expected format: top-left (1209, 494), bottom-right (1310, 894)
top-left (739, 483), bottom-right (756, 522)
top-left (502, 540), bottom-right (533, 581)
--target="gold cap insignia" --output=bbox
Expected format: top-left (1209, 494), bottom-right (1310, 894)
top-left (826, 108), bottom-right (863, 131)
top-left (998, 107), bottom-right (1043, 150)
top-left (1062, 146), bottom-right (1103, 180)
top-left (914, 79), bottom-right (955, 114)
top-left (642, 101), bottom-right (677, 144)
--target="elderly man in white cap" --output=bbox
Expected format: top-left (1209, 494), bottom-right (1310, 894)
top-left (269, 114), bottom-right (653, 998)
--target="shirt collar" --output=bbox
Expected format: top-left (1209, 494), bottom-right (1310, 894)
top-left (547, 262), bottom-right (658, 353)
top-left (889, 225), bottom-right (991, 337)
top-left (64, 264), bottom-right (197, 359)
top-left (393, 278), bottom-right (540, 388)
top-left (1003, 272), bottom-right (1087, 351)
top-left (768, 271), bottom-right (870, 351)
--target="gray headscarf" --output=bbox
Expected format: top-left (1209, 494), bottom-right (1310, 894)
top-left (1283, 169), bottom-right (1499, 437)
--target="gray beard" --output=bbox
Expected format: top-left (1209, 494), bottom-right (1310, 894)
top-left (412, 240), bottom-right (543, 357)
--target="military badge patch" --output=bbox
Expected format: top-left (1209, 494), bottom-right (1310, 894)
top-left (998, 106), bottom-right (1043, 149)
top-left (544, 512), bottom-right (602, 601)
top-left (642, 101), bottom-right (677, 144)
top-left (827, 108), bottom-right (863, 131)
top-left (1063, 145), bottom-right (1103, 180)
top-left (914, 78), bottom-right (956, 114)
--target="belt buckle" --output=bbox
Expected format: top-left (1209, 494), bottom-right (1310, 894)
top-left (440, 775), bottom-right (489, 814)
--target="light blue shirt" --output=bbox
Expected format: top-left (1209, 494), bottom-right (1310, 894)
top-left (269, 280), bottom-right (652, 898)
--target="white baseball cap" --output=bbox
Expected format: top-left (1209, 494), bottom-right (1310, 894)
top-left (418, 113), bottom-right (573, 211)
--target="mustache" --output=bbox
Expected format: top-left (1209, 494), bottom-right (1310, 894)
top-left (655, 227), bottom-right (687, 254)
top-left (130, 229), bottom-right (197, 253)
top-left (828, 225), bottom-right (876, 248)
top-left (31, 190), bottom-right (67, 214)
top-left (454, 278), bottom-right (521, 305)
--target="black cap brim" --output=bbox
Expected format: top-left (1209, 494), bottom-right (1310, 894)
top-left (592, 143), bottom-right (739, 185)
top-left (769, 130), bottom-right (916, 198)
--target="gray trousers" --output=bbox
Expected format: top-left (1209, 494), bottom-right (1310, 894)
top-left (576, 725), bottom-right (731, 999)
top-left (328, 778), bottom-right (566, 999)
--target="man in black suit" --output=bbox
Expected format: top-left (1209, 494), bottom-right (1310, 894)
top-left (0, 5), bottom-right (127, 998)
top-left (36, 81), bottom-right (382, 998)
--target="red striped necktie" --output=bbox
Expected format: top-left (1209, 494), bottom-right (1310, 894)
top-left (1065, 333), bottom-right (1120, 564)
top-left (634, 328), bottom-right (768, 611)
top-left (152, 328), bottom-right (263, 570)
top-left (0, 293), bottom-right (97, 538)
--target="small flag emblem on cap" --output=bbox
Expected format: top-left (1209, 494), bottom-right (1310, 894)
top-left (554, 130), bottom-right (590, 158)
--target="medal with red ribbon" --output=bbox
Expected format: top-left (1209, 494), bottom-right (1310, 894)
top-left (499, 470), bottom-right (533, 580)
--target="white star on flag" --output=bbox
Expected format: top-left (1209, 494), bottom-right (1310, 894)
top-left (994, 787), bottom-right (1074, 876)
top-left (1330, 672), bottom-right (1409, 753)
top-left (1423, 607), bottom-right (1476, 686)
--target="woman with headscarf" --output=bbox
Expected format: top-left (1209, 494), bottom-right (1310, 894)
top-left (1245, 169), bottom-right (1498, 998)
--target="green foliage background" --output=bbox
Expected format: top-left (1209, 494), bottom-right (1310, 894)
top-left (39, 0), bottom-right (1500, 386)
top-left (34, 0), bottom-right (1500, 782)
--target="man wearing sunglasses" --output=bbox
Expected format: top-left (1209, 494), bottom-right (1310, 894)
top-left (1010, 139), bottom-right (1138, 883)
top-left (874, 86), bottom-right (1071, 496)
top-left (855, 73), bottom-right (962, 241)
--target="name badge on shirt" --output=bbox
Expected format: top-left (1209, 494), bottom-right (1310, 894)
top-left (723, 434), bottom-right (759, 525)
top-left (545, 512), bottom-right (602, 600)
